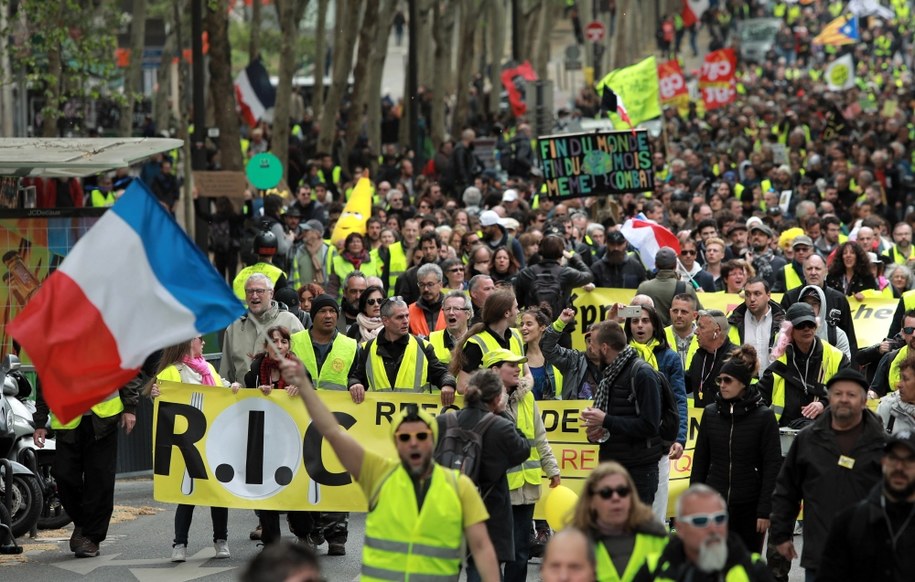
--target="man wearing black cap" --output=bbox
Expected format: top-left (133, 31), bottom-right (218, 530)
top-left (288, 294), bottom-right (360, 555)
top-left (589, 230), bottom-right (648, 289)
top-left (769, 368), bottom-right (885, 582)
top-left (819, 430), bottom-right (915, 582)
top-left (636, 247), bottom-right (702, 327)
top-left (748, 222), bottom-right (786, 289)
top-left (771, 235), bottom-right (814, 293)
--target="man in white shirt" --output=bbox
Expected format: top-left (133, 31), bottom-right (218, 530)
top-left (726, 276), bottom-right (785, 374)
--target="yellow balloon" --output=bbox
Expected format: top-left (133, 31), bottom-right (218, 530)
top-left (544, 485), bottom-right (579, 532)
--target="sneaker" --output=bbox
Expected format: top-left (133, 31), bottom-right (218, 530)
top-left (69, 527), bottom-right (84, 552)
top-left (308, 531), bottom-right (326, 547)
top-left (249, 525), bottom-right (262, 540)
top-left (297, 537), bottom-right (316, 551)
top-left (214, 540), bottom-right (230, 559)
top-left (328, 542), bottom-right (346, 556)
top-left (171, 544), bottom-right (187, 562)
top-left (74, 539), bottom-right (100, 558)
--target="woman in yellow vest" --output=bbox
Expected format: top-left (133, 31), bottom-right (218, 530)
top-left (326, 233), bottom-right (381, 298)
top-left (151, 336), bottom-right (240, 561)
top-left (570, 462), bottom-right (668, 582)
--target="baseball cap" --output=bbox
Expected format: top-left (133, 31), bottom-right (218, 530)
top-left (501, 217), bottom-right (520, 232)
top-left (606, 230), bottom-right (627, 245)
top-left (749, 222), bottom-right (773, 237)
top-left (886, 430), bottom-right (915, 455)
top-left (301, 219), bottom-right (324, 233)
top-left (284, 206), bottom-right (302, 218)
top-left (480, 210), bottom-right (501, 227)
top-left (792, 235), bottom-right (814, 249)
top-left (482, 349), bottom-right (528, 368)
top-left (825, 368), bottom-right (869, 394)
top-left (502, 189), bottom-right (519, 202)
top-left (655, 247), bottom-right (678, 270)
top-left (726, 223), bottom-right (748, 237)
top-left (786, 303), bottom-right (817, 327)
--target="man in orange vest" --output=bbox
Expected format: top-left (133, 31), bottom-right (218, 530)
top-left (408, 263), bottom-right (446, 338)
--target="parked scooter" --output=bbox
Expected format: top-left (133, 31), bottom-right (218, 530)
top-left (0, 355), bottom-right (45, 537)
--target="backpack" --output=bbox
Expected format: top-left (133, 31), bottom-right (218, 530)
top-left (525, 262), bottom-right (565, 317)
top-left (434, 412), bottom-right (500, 489)
top-left (208, 219), bottom-right (233, 253)
top-left (630, 359), bottom-right (681, 444)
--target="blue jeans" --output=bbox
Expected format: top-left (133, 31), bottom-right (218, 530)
top-left (503, 504), bottom-right (535, 582)
top-left (628, 463), bottom-right (659, 506)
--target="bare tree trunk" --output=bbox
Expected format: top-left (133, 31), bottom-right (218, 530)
top-left (120, 0), bottom-right (147, 137)
top-left (205, 0), bottom-right (243, 171)
top-left (317, 0), bottom-right (360, 156)
top-left (487, 0), bottom-right (507, 117)
top-left (531, 0), bottom-right (554, 79)
top-left (430, 1), bottom-right (456, 148)
top-left (41, 3), bottom-right (63, 137)
top-left (365, 0), bottom-right (397, 167)
top-left (343, 1), bottom-right (378, 162)
top-left (273, 0), bottom-right (310, 180)
top-left (249, 0), bottom-right (262, 60)
top-left (451, 0), bottom-right (482, 137)
top-left (417, 0), bottom-right (435, 90)
top-left (154, 5), bottom-right (179, 136)
top-left (312, 0), bottom-right (329, 121)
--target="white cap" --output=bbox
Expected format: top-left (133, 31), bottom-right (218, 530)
top-left (502, 189), bottom-right (519, 202)
top-left (501, 217), bottom-right (520, 232)
top-left (746, 216), bottom-right (763, 230)
top-left (480, 210), bottom-right (501, 227)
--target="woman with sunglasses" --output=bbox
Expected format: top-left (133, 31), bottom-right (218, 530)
top-left (570, 462), bottom-right (668, 582)
top-left (440, 257), bottom-right (468, 291)
top-left (690, 345), bottom-right (782, 553)
top-left (759, 302), bottom-right (848, 428)
top-left (343, 285), bottom-right (385, 344)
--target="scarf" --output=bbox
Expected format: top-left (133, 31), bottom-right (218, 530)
top-left (342, 249), bottom-right (369, 271)
top-left (593, 345), bottom-right (638, 414)
top-left (356, 312), bottom-right (384, 343)
top-left (259, 353), bottom-right (296, 390)
top-left (182, 355), bottom-right (215, 386)
top-left (630, 338), bottom-right (661, 370)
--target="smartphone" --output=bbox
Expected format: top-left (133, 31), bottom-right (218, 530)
top-left (620, 305), bottom-right (643, 319)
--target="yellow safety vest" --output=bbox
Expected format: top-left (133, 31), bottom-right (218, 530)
top-left (507, 391), bottom-right (542, 490)
top-left (328, 252), bottom-right (382, 299)
top-left (317, 166), bottom-right (342, 188)
top-left (385, 242), bottom-right (408, 297)
top-left (367, 335), bottom-right (429, 391)
top-left (770, 341), bottom-right (844, 421)
top-left (156, 363), bottom-right (224, 386)
top-left (644, 551), bottom-right (760, 582)
top-left (888, 345), bottom-right (909, 393)
top-left (783, 264), bottom-right (803, 292)
top-left (362, 464), bottom-right (464, 581)
top-left (429, 329), bottom-right (456, 364)
top-left (90, 188), bottom-right (116, 208)
top-left (884, 245), bottom-right (915, 265)
top-left (665, 326), bottom-right (698, 370)
top-left (464, 328), bottom-right (525, 361)
top-left (290, 330), bottom-right (358, 391)
top-left (232, 262), bottom-right (286, 301)
top-left (595, 533), bottom-right (668, 582)
top-left (51, 391), bottom-right (124, 430)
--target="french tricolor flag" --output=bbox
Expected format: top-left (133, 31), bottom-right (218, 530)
top-left (234, 57), bottom-right (276, 128)
top-left (620, 219), bottom-right (682, 271)
top-left (9, 181), bottom-right (244, 422)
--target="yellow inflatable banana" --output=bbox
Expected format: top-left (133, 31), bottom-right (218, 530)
top-left (331, 176), bottom-right (372, 244)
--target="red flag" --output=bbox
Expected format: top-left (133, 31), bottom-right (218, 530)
top-left (500, 61), bottom-right (539, 118)
top-left (699, 48), bottom-right (737, 110)
top-left (657, 59), bottom-right (689, 108)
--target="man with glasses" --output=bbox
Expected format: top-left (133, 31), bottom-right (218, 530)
top-left (769, 368), bottom-right (884, 582)
top-left (290, 181), bottom-right (328, 225)
top-left (408, 263), bottom-right (447, 337)
top-left (349, 297), bottom-right (457, 406)
top-left (337, 271), bottom-right (367, 333)
top-left (819, 431), bottom-right (915, 582)
top-left (634, 484), bottom-right (771, 581)
top-left (282, 363), bottom-right (501, 581)
top-left (220, 273), bottom-right (305, 383)
top-left (395, 231), bottom-right (442, 304)
top-left (429, 291), bottom-right (472, 365)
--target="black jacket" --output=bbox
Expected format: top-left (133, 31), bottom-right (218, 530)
top-left (540, 322), bottom-right (603, 399)
top-left (780, 285), bottom-right (857, 357)
top-left (769, 409), bottom-right (885, 569)
top-left (598, 358), bottom-right (665, 468)
top-left (514, 256), bottom-right (593, 312)
top-left (826, 272), bottom-right (879, 296)
top-left (818, 484), bottom-right (915, 582)
top-left (690, 387), bottom-right (783, 517)
top-left (685, 338), bottom-right (736, 408)
top-left (632, 533), bottom-right (774, 582)
top-left (350, 332), bottom-right (456, 391)
top-left (726, 300), bottom-right (785, 348)
top-left (589, 255), bottom-right (648, 289)
top-left (436, 404), bottom-right (529, 562)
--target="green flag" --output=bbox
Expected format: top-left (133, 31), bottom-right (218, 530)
top-left (595, 56), bottom-right (661, 128)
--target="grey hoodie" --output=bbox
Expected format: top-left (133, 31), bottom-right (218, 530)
top-left (799, 285), bottom-right (851, 359)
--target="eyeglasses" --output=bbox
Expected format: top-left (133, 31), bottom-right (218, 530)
top-left (593, 486), bottom-right (631, 500)
top-left (679, 511), bottom-right (728, 528)
top-left (443, 306), bottom-right (470, 313)
top-left (904, 327), bottom-right (915, 335)
top-left (395, 431), bottom-right (431, 443)
top-left (681, 249), bottom-right (697, 256)
top-left (366, 298), bottom-right (384, 306)
top-left (418, 281), bottom-right (441, 289)
top-left (245, 288), bottom-right (268, 295)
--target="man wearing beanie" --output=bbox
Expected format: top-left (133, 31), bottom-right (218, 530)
top-left (637, 247), bottom-right (702, 327)
top-left (289, 293), bottom-right (361, 554)
top-left (770, 368), bottom-right (885, 582)
top-left (282, 359), bottom-right (501, 581)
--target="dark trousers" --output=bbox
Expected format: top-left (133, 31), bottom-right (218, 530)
top-left (306, 511), bottom-right (349, 543)
top-left (727, 501), bottom-right (764, 553)
top-left (628, 462), bottom-right (659, 506)
top-left (174, 505), bottom-right (228, 545)
top-left (54, 420), bottom-right (118, 545)
top-left (260, 511), bottom-right (313, 545)
top-left (503, 503), bottom-right (536, 582)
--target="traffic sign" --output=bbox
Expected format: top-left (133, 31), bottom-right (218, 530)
top-left (585, 21), bottom-right (605, 43)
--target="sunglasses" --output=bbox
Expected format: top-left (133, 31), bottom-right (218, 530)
top-left (679, 511), bottom-right (728, 528)
top-left (449, 267), bottom-right (464, 272)
top-left (593, 486), bottom-right (631, 500)
top-left (904, 326), bottom-right (915, 335)
top-left (716, 375), bottom-right (737, 386)
top-left (794, 322), bottom-right (816, 330)
top-left (366, 298), bottom-right (384, 306)
top-left (395, 431), bottom-right (431, 443)
top-left (680, 249), bottom-right (698, 256)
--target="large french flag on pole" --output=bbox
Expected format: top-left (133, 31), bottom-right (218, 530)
top-left (234, 57), bottom-right (276, 128)
top-left (8, 181), bottom-right (245, 422)
top-left (620, 219), bottom-right (682, 271)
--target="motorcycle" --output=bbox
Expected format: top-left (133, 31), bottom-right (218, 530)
top-left (0, 355), bottom-right (47, 537)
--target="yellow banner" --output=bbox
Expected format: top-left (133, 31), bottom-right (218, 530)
top-left (569, 287), bottom-right (896, 350)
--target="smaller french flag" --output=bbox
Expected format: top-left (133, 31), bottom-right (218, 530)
top-left (234, 57), bottom-right (276, 128)
top-left (620, 219), bottom-right (681, 271)
top-left (9, 181), bottom-right (245, 422)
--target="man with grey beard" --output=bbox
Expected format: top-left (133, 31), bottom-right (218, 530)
top-left (633, 484), bottom-right (773, 582)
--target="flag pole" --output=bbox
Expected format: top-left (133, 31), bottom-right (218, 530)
top-left (676, 258), bottom-right (700, 290)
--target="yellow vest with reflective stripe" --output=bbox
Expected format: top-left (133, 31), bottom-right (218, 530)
top-left (783, 264), bottom-right (803, 292)
top-left (644, 551), bottom-right (759, 582)
top-left (232, 263), bottom-right (286, 301)
top-left (290, 330), bottom-right (358, 391)
top-left (51, 391), bottom-right (124, 429)
top-left (888, 345), bottom-right (909, 393)
top-left (367, 335), bottom-right (429, 391)
top-left (429, 329), bottom-right (454, 364)
top-left (507, 391), bottom-right (541, 490)
top-left (666, 326), bottom-right (698, 371)
top-left (362, 464), bottom-right (464, 581)
top-left (883, 245), bottom-right (915, 265)
top-left (465, 328), bottom-right (525, 361)
top-left (770, 341), bottom-right (843, 421)
top-left (385, 242), bottom-right (408, 297)
top-left (328, 252), bottom-right (382, 299)
top-left (596, 533), bottom-right (668, 582)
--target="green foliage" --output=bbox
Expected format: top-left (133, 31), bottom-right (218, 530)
top-left (227, 6), bottom-right (315, 76)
